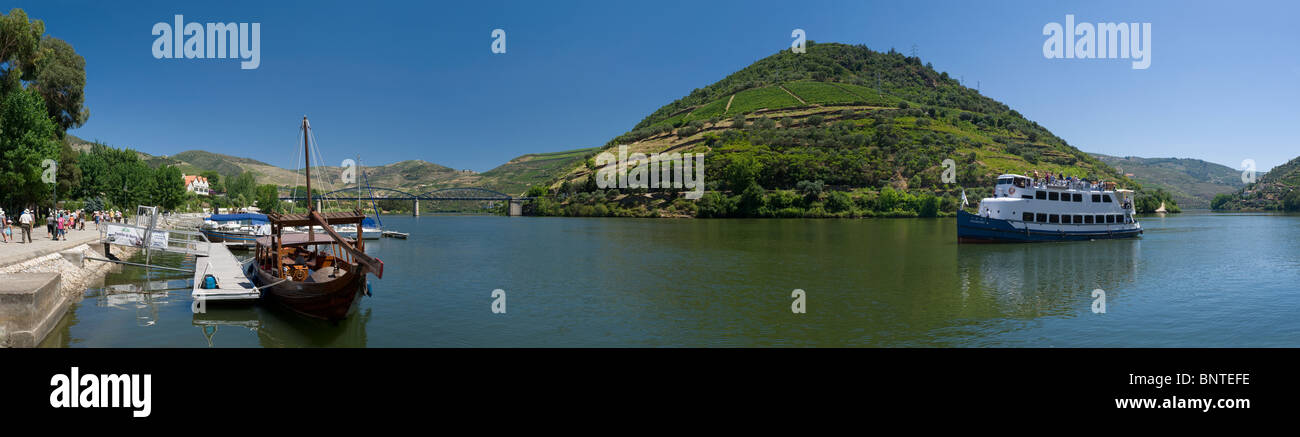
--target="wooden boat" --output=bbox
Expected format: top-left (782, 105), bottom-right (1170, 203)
top-left (250, 117), bottom-right (384, 320)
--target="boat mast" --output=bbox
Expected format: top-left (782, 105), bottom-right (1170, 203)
top-left (356, 154), bottom-right (361, 211)
top-left (303, 116), bottom-right (313, 241)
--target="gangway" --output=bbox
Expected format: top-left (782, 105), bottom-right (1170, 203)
top-left (89, 206), bottom-right (263, 302)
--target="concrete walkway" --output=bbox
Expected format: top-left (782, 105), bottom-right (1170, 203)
top-left (0, 226), bottom-right (103, 267)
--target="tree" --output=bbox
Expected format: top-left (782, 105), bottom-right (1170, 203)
top-left (225, 172), bottom-right (257, 204)
top-left (200, 170), bottom-right (222, 193)
top-left (0, 9), bottom-right (44, 94)
top-left (255, 184), bottom-right (283, 213)
top-left (1210, 193), bottom-right (1234, 210)
top-left (55, 140), bottom-right (79, 200)
top-left (0, 88), bottom-right (59, 209)
top-left (32, 36), bottom-right (87, 132)
top-left (1283, 190), bottom-right (1300, 212)
top-left (730, 114), bottom-right (745, 129)
top-left (796, 180), bottom-right (825, 203)
top-left (737, 181), bottom-right (766, 216)
top-left (723, 154), bottom-right (762, 191)
top-left (150, 165), bottom-right (185, 210)
top-left (826, 191), bottom-right (851, 212)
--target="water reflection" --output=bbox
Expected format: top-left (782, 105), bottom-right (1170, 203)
top-left (192, 305), bottom-right (370, 348)
top-left (956, 239), bottom-right (1138, 319)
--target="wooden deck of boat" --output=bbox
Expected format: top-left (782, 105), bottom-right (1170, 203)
top-left (192, 243), bottom-right (261, 301)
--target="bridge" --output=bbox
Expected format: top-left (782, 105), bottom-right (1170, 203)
top-left (279, 186), bottom-right (534, 216)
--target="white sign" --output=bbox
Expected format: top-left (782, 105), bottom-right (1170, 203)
top-left (104, 224), bottom-right (167, 249)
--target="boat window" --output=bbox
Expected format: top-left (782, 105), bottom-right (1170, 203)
top-left (1014, 178), bottom-right (1027, 188)
top-left (1036, 213), bottom-right (1047, 223)
top-left (1073, 193), bottom-right (1083, 202)
top-left (998, 178), bottom-right (1010, 185)
top-left (1105, 215), bottom-right (1114, 223)
top-left (1073, 215), bottom-right (1083, 223)
top-left (1035, 191), bottom-right (1046, 200)
top-left (1023, 212), bottom-right (1033, 222)
top-left (1062, 215), bottom-right (1072, 224)
top-left (1022, 195), bottom-right (1033, 199)
top-left (1048, 192), bottom-right (1059, 201)
top-left (1084, 215), bottom-right (1094, 224)
top-left (1091, 194), bottom-right (1101, 203)
top-left (1103, 194), bottom-right (1113, 203)
top-left (1049, 214), bottom-right (1059, 223)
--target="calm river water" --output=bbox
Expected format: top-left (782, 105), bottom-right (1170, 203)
top-left (40, 212), bottom-right (1300, 347)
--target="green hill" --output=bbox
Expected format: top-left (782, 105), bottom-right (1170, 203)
top-left (1092, 154), bottom-right (1244, 208)
top-left (64, 133), bottom-right (590, 196)
top-left (556, 42), bottom-right (1135, 198)
top-left (1213, 156), bottom-right (1300, 211)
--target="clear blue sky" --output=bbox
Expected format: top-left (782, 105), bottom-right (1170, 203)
top-left (14, 0), bottom-right (1300, 172)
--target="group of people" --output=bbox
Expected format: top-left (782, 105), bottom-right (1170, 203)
top-left (0, 208), bottom-right (129, 244)
top-left (43, 209), bottom-right (84, 241)
top-left (0, 208), bottom-right (39, 244)
top-left (1029, 170), bottom-right (1109, 191)
top-left (94, 210), bottom-right (126, 226)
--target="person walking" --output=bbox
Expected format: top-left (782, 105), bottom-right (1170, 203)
top-left (46, 211), bottom-right (55, 239)
top-left (55, 213), bottom-right (65, 241)
top-left (19, 209), bottom-right (33, 243)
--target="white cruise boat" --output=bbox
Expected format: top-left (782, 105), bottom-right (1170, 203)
top-left (956, 174), bottom-right (1142, 243)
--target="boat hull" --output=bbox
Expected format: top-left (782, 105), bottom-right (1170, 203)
top-left (252, 263), bottom-right (367, 321)
top-left (201, 229), bottom-right (261, 243)
top-left (957, 210), bottom-right (1141, 243)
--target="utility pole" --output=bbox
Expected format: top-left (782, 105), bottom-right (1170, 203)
top-left (911, 44), bottom-right (918, 58)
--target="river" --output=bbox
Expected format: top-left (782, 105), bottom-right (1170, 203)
top-left (39, 211), bottom-right (1300, 347)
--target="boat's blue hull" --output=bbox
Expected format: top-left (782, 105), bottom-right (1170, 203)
top-left (956, 210), bottom-right (1141, 243)
top-left (201, 230), bottom-right (260, 243)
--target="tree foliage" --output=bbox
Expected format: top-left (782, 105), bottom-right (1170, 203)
top-left (0, 88), bottom-right (58, 208)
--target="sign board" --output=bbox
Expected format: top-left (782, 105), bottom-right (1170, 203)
top-left (104, 224), bottom-right (168, 249)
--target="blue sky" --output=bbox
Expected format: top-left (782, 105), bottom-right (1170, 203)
top-left (13, 0), bottom-right (1299, 172)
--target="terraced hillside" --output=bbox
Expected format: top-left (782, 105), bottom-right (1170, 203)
top-left (1214, 155), bottom-right (1300, 211)
top-left (1093, 154), bottom-right (1244, 208)
top-left (555, 42), bottom-right (1135, 198)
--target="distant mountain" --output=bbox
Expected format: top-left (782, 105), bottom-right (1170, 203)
top-left (1213, 155), bottom-right (1300, 211)
top-left (1092, 154), bottom-right (1244, 208)
top-left (64, 134), bottom-right (590, 196)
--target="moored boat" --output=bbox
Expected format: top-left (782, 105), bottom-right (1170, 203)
top-left (200, 213), bottom-right (271, 244)
top-left (957, 174), bottom-right (1142, 243)
top-left (250, 117), bottom-right (385, 320)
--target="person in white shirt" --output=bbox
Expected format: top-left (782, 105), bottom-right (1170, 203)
top-left (19, 209), bottom-right (34, 243)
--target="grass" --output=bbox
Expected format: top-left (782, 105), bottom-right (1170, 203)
top-left (783, 81), bottom-right (862, 105)
top-left (727, 86), bottom-right (803, 114)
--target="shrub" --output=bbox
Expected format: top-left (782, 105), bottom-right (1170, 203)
top-left (826, 191), bottom-right (852, 212)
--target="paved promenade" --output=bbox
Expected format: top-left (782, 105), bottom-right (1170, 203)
top-left (0, 226), bottom-right (103, 267)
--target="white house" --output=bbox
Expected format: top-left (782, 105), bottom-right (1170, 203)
top-left (183, 174), bottom-right (210, 196)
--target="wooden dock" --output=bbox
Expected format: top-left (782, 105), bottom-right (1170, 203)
top-left (191, 243), bottom-right (261, 301)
